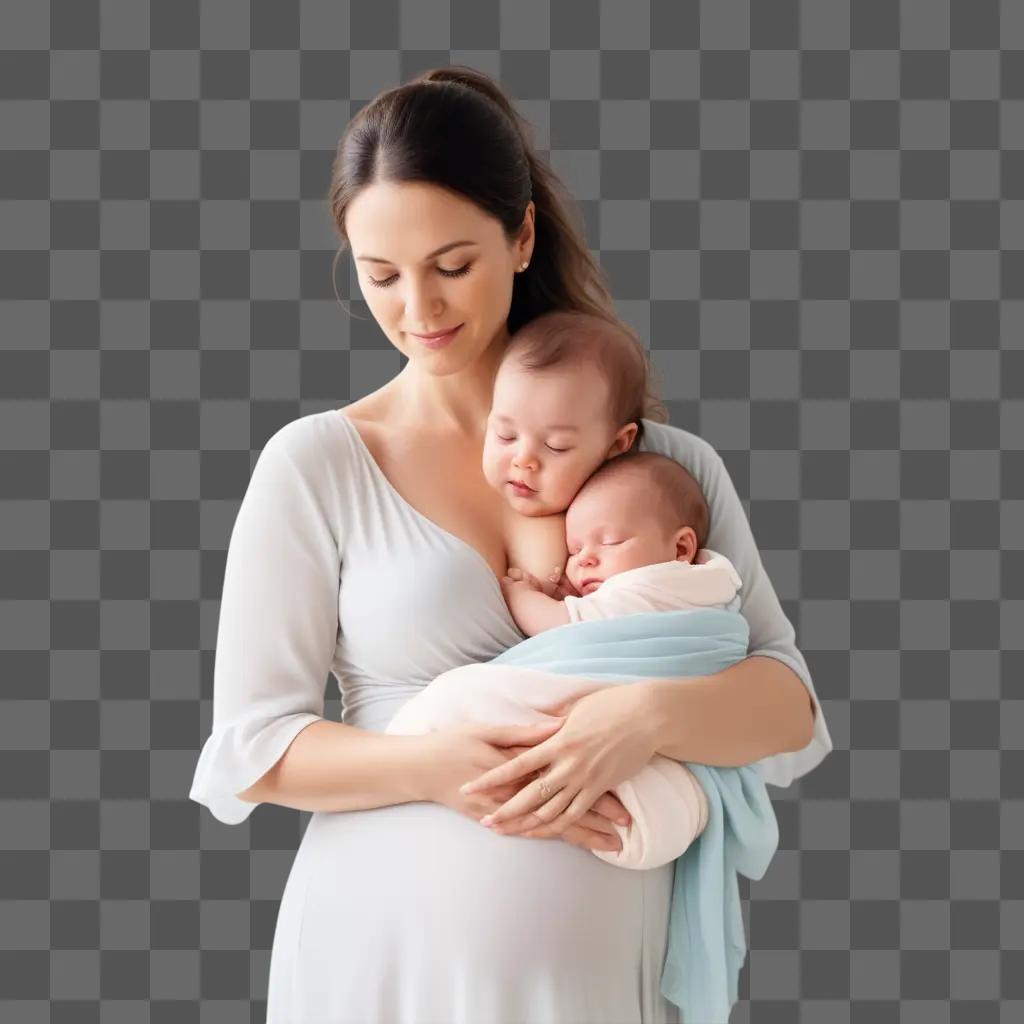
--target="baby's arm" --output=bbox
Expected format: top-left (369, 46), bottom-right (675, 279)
top-left (504, 508), bottom-right (571, 587)
top-left (501, 576), bottom-right (571, 635)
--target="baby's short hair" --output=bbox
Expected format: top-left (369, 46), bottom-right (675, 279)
top-left (576, 451), bottom-right (711, 550)
top-left (501, 310), bottom-right (656, 452)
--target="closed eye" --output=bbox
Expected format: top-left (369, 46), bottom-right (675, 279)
top-left (494, 434), bottom-right (570, 454)
top-left (367, 263), bottom-right (473, 288)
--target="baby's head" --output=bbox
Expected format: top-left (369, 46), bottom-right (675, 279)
top-left (482, 310), bottom-right (658, 516)
top-left (563, 452), bottom-right (709, 596)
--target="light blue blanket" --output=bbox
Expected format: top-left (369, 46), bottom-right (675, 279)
top-left (492, 608), bottom-right (779, 1024)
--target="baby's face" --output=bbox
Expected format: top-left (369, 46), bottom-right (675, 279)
top-left (482, 358), bottom-right (634, 516)
top-left (563, 478), bottom-right (684, 595)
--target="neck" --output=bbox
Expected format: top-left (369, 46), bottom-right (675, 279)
top-left (393, 325), bottom-right (510, 440)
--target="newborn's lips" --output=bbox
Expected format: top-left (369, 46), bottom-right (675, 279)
top-left (579, 577), bottom-right (602, 591)
top-left (509, 479), bottom-right (535, 492)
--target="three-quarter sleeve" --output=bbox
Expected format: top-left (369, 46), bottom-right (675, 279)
top-left (189, 420), bottom-right (342, 824)
top-left (699, 444), bottom-right (834, 788)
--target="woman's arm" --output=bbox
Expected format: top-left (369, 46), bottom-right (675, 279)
top-left (642, 656), bottom-right (815, 767)
top-left (237, 720), bottom-right (430, 813)
top-left (641, 422), bottom-right (833, 785)
top-left (189, 419), bottom-right (433, 823)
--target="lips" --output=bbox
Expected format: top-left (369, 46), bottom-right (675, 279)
top-left (510, 479), bottom-right (535, 491)
top-left (579, 578), bottom-right (602, 590)
top-left (411, 324), bottom-right (463, 340)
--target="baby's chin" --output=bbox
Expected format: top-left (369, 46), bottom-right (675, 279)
top-left (503, 489), bottom-right (562, 517)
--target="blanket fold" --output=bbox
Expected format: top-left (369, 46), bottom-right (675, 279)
top-left (388, 661), bottom-right (710, 870)
top-left (388, 609), bottom-right (778, 1023)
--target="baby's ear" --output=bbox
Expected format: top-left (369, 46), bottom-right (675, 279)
top-left (611, 421), bottom-right (639, 455)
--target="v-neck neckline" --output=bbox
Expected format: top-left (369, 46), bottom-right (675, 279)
top-left (333, 409), bottom-right (509, 594)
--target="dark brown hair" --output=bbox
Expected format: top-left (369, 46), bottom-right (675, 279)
top-left (578, 451), bottom-right (710, 551)
top-left (326, 64), bottom-right (669, 431)
top-left (502, 310), bottom-right (664, 453)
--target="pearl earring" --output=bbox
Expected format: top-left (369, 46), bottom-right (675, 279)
top-left (519, 261), bottom-right (529, 271)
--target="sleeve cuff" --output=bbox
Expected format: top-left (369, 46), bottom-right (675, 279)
top-left (188, 712), bottom-right (323, 824)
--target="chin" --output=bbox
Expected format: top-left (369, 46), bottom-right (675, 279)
top-left (508, 498), bottom-right (549, 517)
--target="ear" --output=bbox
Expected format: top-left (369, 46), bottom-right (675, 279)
top-left (606, 421), bottom-right (638, 458)
top-left (517, 201), bottom-right (536, 263)
top-left (674, 527), bottom-right (699, 563)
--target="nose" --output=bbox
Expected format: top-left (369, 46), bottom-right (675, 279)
top-left (511, 442), bottom-right (539, 472)
top-left (404, 274), bottom-right (443, 325)
top-left (576, 547), bottom-right (598, 568)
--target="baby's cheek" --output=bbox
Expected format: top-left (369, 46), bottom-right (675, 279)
top-left (547, 472), bottom-right (587, 512)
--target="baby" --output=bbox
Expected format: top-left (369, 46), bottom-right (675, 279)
top-left (396, 310), bottom-right (744, 869)
top-left (499, 450), bottom-right (742, 636)
top-left (479, 309), bottom-right (740, 630)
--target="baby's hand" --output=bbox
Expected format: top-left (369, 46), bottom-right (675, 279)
top-left (504, 566), bottom-right (580, 601)
top-left (547, 566), bottom-right (581, 601)
top-left (501, 568), bottom-right (542, 592)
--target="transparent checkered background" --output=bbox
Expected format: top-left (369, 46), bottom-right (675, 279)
top-left (1, 0), bottom-right (1021, 1021)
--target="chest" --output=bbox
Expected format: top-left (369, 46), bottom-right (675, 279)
top-left (347, 414), bottom-right (568, 585)
top-left (350, 417), bottom-right (513, 582)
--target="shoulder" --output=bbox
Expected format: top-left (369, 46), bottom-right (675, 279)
top-left (257, 409), bottom-right (360, 496)
top-left (637, 418), bottom-right (723, 489)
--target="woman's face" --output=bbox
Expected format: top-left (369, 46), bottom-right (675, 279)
top-left (344, 181), bottom-right (533, 374)
top-left (481, 358), bottom-right (638, 517)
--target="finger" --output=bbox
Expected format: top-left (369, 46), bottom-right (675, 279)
top-left (486, 780), bottom-right (575, 830)
top-left (522, 810), bottom-right (617, 837)
top-left (563, 824), bottom-right (622, 852)
top-left (592, 791), bottom-right (632, 826)
top-left (506, 567), bottom-right (524, 580)
top-left (520, 788), bottom-right (597, 836)
top-left (487, 783), bottom-right (522, 803)
top-left (475, 719), bottom-right (563, 748)
top-left (503, 745), bottom-right (534, 758)
top-left (461, 748), bottom-right (548, 795)
top-left (579, 809), bottom-right (620, 835)
top-left (481, 775), bottom-right (572, 828)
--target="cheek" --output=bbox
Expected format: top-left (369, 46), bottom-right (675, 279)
top-left (481, 447), bottom-right (501, 483)
top-left (361, 286), bottom-right (396, 325)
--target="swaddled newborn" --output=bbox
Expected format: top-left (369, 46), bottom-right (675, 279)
top-left (499, 449), bottom-right (742, 635)
top-left (386, 310), bottom-right (745, 869)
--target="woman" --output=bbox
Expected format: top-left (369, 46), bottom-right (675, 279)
top-left (189, 66), bottom-right (833, 1022)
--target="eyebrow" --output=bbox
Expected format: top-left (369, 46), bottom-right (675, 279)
top-left (354, 240), bottom-right (478, 265)
top-left (492, 415), bottom-right (580, 432)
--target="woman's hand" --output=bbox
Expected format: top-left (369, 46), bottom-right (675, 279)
top-left (421, 719), bottom-right (631, 852)
top-left (459, 684), bottom-right (661, 838)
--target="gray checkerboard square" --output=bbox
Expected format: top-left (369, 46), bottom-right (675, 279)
top-left (0, 0), bottom-right (1017, 1019)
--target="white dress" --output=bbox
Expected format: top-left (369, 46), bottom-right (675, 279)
top-left (189, 409), bottom-right (833, 1024)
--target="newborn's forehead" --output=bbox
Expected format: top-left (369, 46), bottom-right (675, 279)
top-left (569, 476), bottom-right (649, 524)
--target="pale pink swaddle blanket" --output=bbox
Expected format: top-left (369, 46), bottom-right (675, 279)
top-left (386, 664), bottom-right (709, 868)
top-left (385, 552), bottom-right (743, 870)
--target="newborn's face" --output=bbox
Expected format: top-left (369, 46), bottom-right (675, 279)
top-left (563, 479), bottom-right (681, 595)
top-left (482, 359), bottom-right (628, 516)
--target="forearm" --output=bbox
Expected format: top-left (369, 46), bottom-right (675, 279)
top-left (507, 588), bottom-right (571, 635)
top-left (643, 655), bottom-right (816, 767)
top-left (235, 719), bottom-right (430, 813)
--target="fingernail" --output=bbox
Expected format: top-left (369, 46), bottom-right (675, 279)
top-left (480, 815), bottom-right (493, 826)
top-left (618, 816), bottom-right (630, 826)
